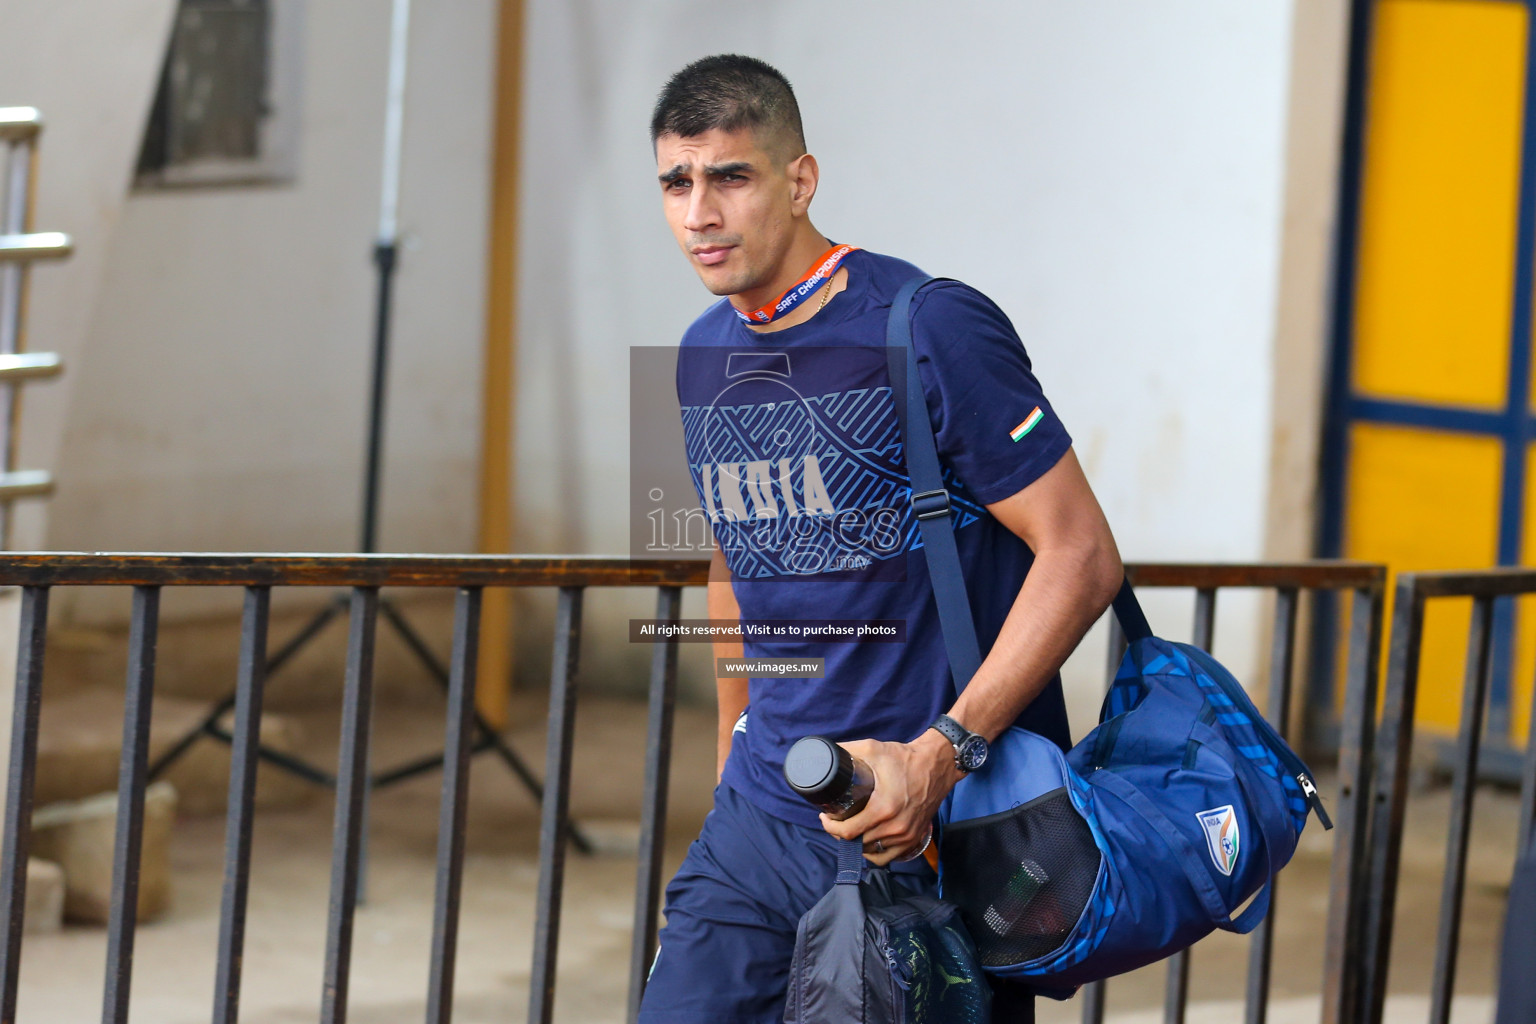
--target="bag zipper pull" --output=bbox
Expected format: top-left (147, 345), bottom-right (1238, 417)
top-left (1298, 773), bottom-right (1333, 830)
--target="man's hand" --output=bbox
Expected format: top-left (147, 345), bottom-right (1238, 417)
top-left (818, 730), bottom-right (962, 866)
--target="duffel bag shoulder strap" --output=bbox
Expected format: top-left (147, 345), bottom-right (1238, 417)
top-left (885, 276), bottom-right (983, 691)
top-left (835, 837), bottom-right (865, 885)
top-left (883, 276), bottom-right (1150, 697)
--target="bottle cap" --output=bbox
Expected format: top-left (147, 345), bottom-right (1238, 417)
top-left (783, 736), bottom-right (853, 805)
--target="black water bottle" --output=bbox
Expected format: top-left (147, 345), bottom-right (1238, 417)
top-left (783, 735), bottom-right (875, 820)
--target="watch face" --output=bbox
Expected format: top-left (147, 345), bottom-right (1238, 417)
top-left (957, 735), bottom-right (989, 772)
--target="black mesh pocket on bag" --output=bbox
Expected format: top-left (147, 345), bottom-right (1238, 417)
top-left (939, 788), bottom-right (1101, 968)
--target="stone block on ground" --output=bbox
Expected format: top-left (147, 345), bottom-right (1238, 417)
top-left (35, 687), bottom-right (314, 815)
top-left (573, 818), bottom-right (641, 856)
top-left (23, 858), bottom-right (63, 934)
top-left (162, 710), bottom-right (314, 816)
top-left (31, 781), bottom-right (177, 925)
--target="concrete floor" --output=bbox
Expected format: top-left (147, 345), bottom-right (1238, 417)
top-left (12, 691), bottom-right (1520, 1024)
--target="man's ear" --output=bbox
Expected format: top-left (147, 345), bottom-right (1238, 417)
top-left (788, 153), bottom-right (819, 216)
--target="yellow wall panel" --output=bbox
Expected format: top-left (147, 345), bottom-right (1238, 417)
top-left (1344, 424), bottom-right (1503, 734)
top-left (1353, 0), bottom-right (1526, 410)
top-left (1509, 444), bottom-right (1536, 746)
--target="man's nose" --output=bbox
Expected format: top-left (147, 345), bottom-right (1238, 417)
top-left (682, 183), bottom-right (720, 233)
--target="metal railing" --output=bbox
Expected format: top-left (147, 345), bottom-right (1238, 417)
top-left (1358, 568), bottom-right (1536, 1024)
top-left (0, 553), bottom-right (700, 1024)
top-left (0, 554), bottom-right (1387, 1023)
top-left (1081, 562), bottom-right (1387, 1024)
top-left (0, 108), bottom-right (68, 546)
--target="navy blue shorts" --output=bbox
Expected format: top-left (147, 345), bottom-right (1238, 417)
top-left (638, 782), bottom-right (1036, 1023)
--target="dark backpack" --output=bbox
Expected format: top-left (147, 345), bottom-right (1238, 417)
top-left (784, 839), bottom-right (991, 1024)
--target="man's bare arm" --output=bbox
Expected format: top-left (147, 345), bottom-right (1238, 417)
top-left (946, 447), bottom-right (1123, 738)
top-left (709, 546), bottom-right (749, 783)
top-left (825, 448), bottom-right (1122, 862)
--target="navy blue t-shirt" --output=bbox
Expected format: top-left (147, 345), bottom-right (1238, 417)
top-left (676, 248), bottom-right (1074, 827)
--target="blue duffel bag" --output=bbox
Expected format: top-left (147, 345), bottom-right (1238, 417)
top-left (885, 276), bottom-right (1334, 998)
top-left (935, 595), bottom-right (1331, 996)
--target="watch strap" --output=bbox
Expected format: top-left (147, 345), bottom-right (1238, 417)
top-left (929, 714), bottom-right (969, 750)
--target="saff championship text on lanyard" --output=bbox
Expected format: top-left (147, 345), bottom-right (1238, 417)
top-left (734, 244), bottom-right (859, 325)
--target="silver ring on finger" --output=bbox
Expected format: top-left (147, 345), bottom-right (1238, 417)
top-left (873, 839), bottom-right (885, 854)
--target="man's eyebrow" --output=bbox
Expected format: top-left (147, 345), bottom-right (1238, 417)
top-left (704, 161), bottom-right (753, 176)
top-left (658, 161), bottom-right (754, 185)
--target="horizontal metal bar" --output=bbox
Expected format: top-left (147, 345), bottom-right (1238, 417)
top-left (0, 553), bottom-right (713, 588)
top-left (0, 352), bottom-right (61, 382)
top-left (0, 555), bottom-right (1386, 591)
top-left (1126, 561), bottom-right (1384, 591)
top-left (0, 232), bottom-right (71, 262)
top-left (0, 471), bottom-right (52, 501)
top-left (0, 108), bottom-right (41, 142)
top-left (1400, 567), bottom-right (1536, 598)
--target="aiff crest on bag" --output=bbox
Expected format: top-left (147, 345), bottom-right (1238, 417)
top-left (1196, 805), bottom-right (1240, 877)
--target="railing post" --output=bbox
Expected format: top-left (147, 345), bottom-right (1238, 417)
top-left (1321, 584), bottom-right (1384, 1024)
top-left (1427, 595), bottom-right (1496, 1024)
top-left (627, 585), bottom-right (682, 1022)
top-left (320, 587), bottom-right (379, 1024)
top-left (1360, 575), bottom-right (1426, 1024)
top-left (426, 587), bottom-right (481, 1024)
top-left (1163, 587), bottom-right (1217, 1024)
top-left (0, 585), bottom-right (46, 1024)
top-left (1081, 607), bottom-right (1128, 1024)
top-left (528, 586), bottom-right (584, 1024)
top-left (1245, 588), bottom-right (1298, 1024)
top-left (212, 586), bottom-right (271, 1024)
top-left (102, 585), bottom-right (161, 1024)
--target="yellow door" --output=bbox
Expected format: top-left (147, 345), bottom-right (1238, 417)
top-left (1325, 0), bottom-right (1534, 752)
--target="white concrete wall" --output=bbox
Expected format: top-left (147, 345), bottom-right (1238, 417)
top-left (513, 0), bottom-right (1326, 718)
top-left (43, 0), bottom-right (499, 626)
top-left (0, 0), bottom-right (180, 821)
top-left (0, 0), bottom-right (179, 552)
top-left (2, 1), bottom-right (1349, 724)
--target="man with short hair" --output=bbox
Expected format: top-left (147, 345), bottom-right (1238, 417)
top-left (642, 54), bottom-right (1123, 1023)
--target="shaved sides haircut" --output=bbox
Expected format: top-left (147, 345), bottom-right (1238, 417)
top-left (651, 54), bottom-right (807, 163)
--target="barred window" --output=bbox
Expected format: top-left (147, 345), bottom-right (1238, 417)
top-left (135, 0), bottom-right (301, 187)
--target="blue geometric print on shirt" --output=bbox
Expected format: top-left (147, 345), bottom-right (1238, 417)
top-left (681, 384), bottom-right (984, 579)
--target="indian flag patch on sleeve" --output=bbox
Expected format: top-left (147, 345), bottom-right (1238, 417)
top-left (1009, 407), bottom-right (1044, 442)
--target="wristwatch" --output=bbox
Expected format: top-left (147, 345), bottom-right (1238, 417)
top-left (928, 714), bottom-right (989, 773)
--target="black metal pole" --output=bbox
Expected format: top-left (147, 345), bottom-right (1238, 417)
top-left (361, 240), bottom-right (397, 555)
